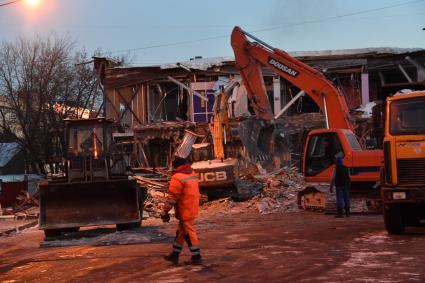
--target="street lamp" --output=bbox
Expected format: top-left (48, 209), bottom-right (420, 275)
top-left (0, 0), bottom-right (42, 8)
top-left (0, 0), bottom-right (21, 7)
top-left (23, 0), bottom-right (41, 8)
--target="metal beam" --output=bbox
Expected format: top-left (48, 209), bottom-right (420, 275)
top-left (167, 76), bottom-right (208, 102)
top-left (405, 56), bottom-right (425, 81)
top-left (323, 94), bottom-right (329, 129)
top-left (378, 72), bottom-right (386, 85)
top-left (116, 88), bottom-right (143, 125)
top-left (102, 84), bottom-right (121, 119)
top-left (398, 64), bottom-right (413, 83)
top-left (118, 84), bottom-right (141, 123)
top-left (274, 90), bottom-right (305, 119)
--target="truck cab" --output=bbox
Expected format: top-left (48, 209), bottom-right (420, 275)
top-left (382, 91), bottom-right (425, 234)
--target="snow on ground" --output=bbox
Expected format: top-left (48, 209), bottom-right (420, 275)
top-left (0, 142), bottom-right (21, 167)
top-left (355, 101), bottom-right (377, 119)
top-left (40, 227), bottom-right (169, 248)
top-left (160, 56), bottom-right (234, 71)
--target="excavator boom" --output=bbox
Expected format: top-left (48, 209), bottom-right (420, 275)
top-left (231, 26), bottom-right (353, 131)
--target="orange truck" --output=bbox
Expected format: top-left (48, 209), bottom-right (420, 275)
top-left (381, 91), bottom-right (425, 233)
top-left (231, 26), bottom-right (383, 211)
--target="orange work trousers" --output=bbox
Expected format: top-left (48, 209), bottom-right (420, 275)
top-left (172, 220), bottom-right (200, 256)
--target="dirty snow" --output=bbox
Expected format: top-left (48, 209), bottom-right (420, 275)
top-left (394, 89), bottom-right (425, 96)
top-left (191, 159), bottom-right (237, 169)
top-left (342, 251), bottom-right (398, 268)
top-left (355, 101), bottom-right (377, 119)
top-left (146, 48), bottom-right (424, 71)
top-left (0, 142), bottom-right (21, 167)
top-left (290, 47), bottom-right (424, 58)
top-left (40, 228), bottom-right (167, 248)
top-left (160, 56), bottom-right (234, 71)
top-left (353, 231), bottom-right (390, 245)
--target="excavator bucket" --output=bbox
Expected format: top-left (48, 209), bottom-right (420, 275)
top-left (238, 118), bottom-right (276, 165)
top-left (39, 179), bottom-right (143, 230)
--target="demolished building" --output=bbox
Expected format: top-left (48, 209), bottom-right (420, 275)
top-left (96, 47), bottom-right (425, 169)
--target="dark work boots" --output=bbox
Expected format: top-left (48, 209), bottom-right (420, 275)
top-left (335, 209), bottom-right (344, 218)
top-left (345, 208), bottom-right (350, 217)
top-left (190, 254), bottom-right (203, 265)
top-left (164, 252), bottom-right (179, 265)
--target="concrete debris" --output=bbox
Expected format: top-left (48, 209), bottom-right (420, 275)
top-left (135, 174), bottom-right (169, 218)
top-left (233, 179), bottom-right (263, 201)
top-left (1, 191), bottom-right (39, 220)
top-left (201, 166), bottom-right (306, 216)
top-left (135, 163), bottom-right (306, 218)
top-left (142, 188), bottom-right (167, 218)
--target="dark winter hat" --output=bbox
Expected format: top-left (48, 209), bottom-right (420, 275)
top-left (172, 156), bottom-right (187, 168)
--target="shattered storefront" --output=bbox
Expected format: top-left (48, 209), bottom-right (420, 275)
top-left (101, 57), bottom-right (242, 168)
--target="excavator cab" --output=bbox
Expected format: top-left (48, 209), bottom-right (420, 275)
top-left (39, 118), bottom-right (145, 238)
top-left (304, 132), bottom-right (344, 178)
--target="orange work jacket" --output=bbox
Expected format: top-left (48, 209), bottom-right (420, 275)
top-left (164, 165), bottom-right (200, 221)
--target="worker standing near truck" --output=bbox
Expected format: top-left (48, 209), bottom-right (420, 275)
top-left (330, 156), bottom-right (351, 217)
top-left (160, 157), bottom-right (202, 265)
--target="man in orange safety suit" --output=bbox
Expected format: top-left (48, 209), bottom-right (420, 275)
top-left (160, 157), bottom-right (202, 265)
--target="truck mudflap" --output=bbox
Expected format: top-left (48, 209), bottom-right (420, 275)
top-left (39, 179), bottom-right (141, 229)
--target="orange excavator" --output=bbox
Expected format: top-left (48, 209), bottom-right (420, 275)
top-left (231, 26), bottom-right (383, 211)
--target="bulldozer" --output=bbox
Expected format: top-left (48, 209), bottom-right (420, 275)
top-left (39, 118), bottom-right (146, 238)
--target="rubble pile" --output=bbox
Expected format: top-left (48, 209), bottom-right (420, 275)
top-left (0, 191), bottom-right (39, 220)
top-left (13, 191), bottom-right (39, 219)
top-left (143, 188), bottom-right (168, 218)
top-left (134, 164), bottom-right (306, 218)
top-left (275, 112), bottom-right (326, 128)
top-left (201, 166), bottom-right (306, 216)
top-left (134, 174), bottom-right (169, 218)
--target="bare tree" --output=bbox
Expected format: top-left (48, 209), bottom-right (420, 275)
top-left (0, 35), bottom-right (101, 174)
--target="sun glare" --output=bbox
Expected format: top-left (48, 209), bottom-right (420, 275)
top-left (24, 0), bottom-right (41, 8)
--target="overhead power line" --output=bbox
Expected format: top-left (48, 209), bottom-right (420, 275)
top-left (0, 0), bottom-right (21, 7)
top-left (109, 0), bottom-right (425, 54)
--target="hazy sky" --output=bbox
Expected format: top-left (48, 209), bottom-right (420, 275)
top-left (1, 0), bottom-right (424, 65)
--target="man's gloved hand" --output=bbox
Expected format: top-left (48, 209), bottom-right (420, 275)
top-left (160, 211), bottom-right (170, 223)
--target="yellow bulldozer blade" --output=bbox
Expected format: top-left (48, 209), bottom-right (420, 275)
top-left (39, 179), bottom-right (142, 230)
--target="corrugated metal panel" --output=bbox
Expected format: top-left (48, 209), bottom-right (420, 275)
top-left (174, 130), bottom-right (203, 158)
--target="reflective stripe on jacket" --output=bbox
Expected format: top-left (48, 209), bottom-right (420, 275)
top-left (164, 166), bottom-right (200, 221)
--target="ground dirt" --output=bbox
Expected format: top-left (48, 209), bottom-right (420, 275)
top-left (1, 212), bottom-right (425, 283)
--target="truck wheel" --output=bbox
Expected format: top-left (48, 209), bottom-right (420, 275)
top-left (116, 223), bottom-right (136, 231)
top-left (62, 227), bottom-right (80, 233)
top-left (384, 206), bottom-right (405, 234)
top-left (133, 221), bottom-right (141, 228)
top-left (44, 229), bottom-right (62, 238)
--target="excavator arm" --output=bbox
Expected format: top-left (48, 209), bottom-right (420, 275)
top-left (231, 26), bottom-right (354, 131)
top-left (231, 27), bottom-right (383, 212)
